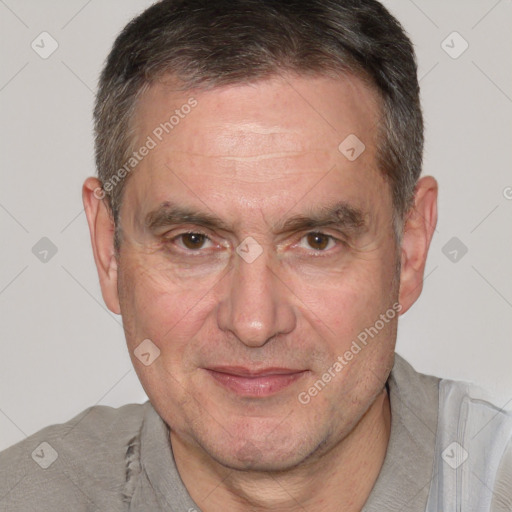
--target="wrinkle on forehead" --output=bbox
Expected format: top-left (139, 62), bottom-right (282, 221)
top-left (222, 122), bottom-right (293, 135)
top-left (160, 148), bottom-right (341, 185)
top-left (166, 149), bottom-right (319, 162)
top-left (185, 122), bottom-right (322, 159)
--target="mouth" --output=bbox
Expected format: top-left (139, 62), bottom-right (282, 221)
top-left (204, 366), bottom-right (308, 397)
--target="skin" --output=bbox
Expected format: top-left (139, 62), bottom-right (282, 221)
top-left (83, 73), bottom-right (437, 511)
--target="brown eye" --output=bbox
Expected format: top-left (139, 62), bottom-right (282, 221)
top-left (180, 233), bottom-right (208, 250)
top-left (306, 232), bottom-right (331, 250)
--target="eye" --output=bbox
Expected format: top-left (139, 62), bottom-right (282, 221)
top-left (175, 232), bottom-right (213, 251)
top-left (298, 232), bottom-right (337, 251)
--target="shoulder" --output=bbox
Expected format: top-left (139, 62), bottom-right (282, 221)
top-left (418, 368), bottom-right (512, 510)
top-left (0, 401), bottom-right (149, 512)
top-left (390, 355), bottom-right (512, 509)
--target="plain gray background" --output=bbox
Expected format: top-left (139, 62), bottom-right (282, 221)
top-left (0, 0), bottom-right (511, 451)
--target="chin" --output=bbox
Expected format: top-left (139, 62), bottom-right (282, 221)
top-left (214, 447), bottom-right (305, 473)
top-left (201, 425), bottom-right (319, 473)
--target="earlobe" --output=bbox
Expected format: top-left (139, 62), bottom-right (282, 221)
top-left (82, 177), bottom-right (121, 315)
top-left (398, 176), bottom-right (438, 315)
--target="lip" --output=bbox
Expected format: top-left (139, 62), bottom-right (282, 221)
top-left (204, 367), bottom-right (308, 397)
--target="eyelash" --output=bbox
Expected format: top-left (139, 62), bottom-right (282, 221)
top-left (166, 230), bottom-right (344, 256)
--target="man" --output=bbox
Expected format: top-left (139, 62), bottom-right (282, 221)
top-left (1, 0), bottom-right (511, 510)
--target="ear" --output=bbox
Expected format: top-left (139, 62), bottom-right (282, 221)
top-left (82, 177), bottom-right (121, 315)
top-left (398, 176), bottom-right (438, 314)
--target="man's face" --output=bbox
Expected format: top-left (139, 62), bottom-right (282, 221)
top-left (115, 73), bottom-right (400, 470)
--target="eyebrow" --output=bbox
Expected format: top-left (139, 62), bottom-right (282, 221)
top-left (145, 202), bottom-right (232, 232)
top-left (145, 200), bottom-right (368, 236)
top-left (274, 202), bottom-right (368, 236)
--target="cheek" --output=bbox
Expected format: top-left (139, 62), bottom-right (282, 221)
top-left (117, 254), bottom-right (219, 352)
top-left (291, 256), bottom-right (394, 344)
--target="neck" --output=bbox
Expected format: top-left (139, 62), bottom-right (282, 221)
top-left (171, 387), bottom-right (390, 512)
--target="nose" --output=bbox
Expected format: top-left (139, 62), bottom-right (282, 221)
top-left (216, 242), bottom-right (296, 348)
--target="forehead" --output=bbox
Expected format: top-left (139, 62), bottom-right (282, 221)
top-left (133, 72), bottom-right (380, 151)
top-left (124, 73), bottom-right (388, 222)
